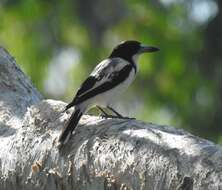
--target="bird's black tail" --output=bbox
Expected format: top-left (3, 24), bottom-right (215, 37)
top-left (58, 107), bottom-right (83, 145)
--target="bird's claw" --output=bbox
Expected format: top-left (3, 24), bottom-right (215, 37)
top-left (100, 113), bottom-right (135, 120)
top-left (121, 116), bottom-right (136, 120)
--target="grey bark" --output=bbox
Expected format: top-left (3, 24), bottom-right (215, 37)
top-left (0, 47), bottom-right (221, 190)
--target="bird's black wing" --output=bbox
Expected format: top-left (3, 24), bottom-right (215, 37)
top-left (66, 58), bottom-right (132, 108)
top-left (65, 76), bottom-right (98, 110)
top-left (74, 65), bottom-right (132, 105)
top-left (75, 76), bottom-right (98, 97)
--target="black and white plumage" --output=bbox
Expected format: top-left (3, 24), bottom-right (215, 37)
top-left (58, 40), bottom-right (159, 145)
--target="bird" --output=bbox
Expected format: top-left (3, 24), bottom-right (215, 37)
top-left (58, 40), bottom-right (159, 145)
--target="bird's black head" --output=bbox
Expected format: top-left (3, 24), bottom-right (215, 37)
top-left (109, 40), bottom-right (159, 62)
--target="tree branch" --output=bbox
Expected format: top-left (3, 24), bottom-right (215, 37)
top-left (0, 47), bottom-right (221, 190)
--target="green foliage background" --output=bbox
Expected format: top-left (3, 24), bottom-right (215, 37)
top-left (0, 0), bottom-right (221, 144)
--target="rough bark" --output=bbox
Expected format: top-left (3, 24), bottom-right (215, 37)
top-left (0, 47), bottom-right (221, 190)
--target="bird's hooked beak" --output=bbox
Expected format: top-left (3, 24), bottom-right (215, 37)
top-left (138, 45), bottom-right (160, 54)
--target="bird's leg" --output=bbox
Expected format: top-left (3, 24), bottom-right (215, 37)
top-left (96, 106), bottom-right (121, 119)
top-left (96, 106), bottom-right (109, 116)
top-left (96, 106), bottom-right (115, 118)
top-left (107, 106), bottom-right (124, 118)
top-left (107, 106), bottom-right (135, 120)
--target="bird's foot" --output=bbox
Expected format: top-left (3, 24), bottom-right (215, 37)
top-left (97, 106), bottom-right (135, 120)
top-left (100, 113), bottom-right (135, 120)
top-left (120, 116), bottom-right (136, 120)
top-left (99, 113), bottom-right (116, 119)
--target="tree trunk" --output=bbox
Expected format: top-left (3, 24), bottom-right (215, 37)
top-left (0, 47), bottom-right (221, 190)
